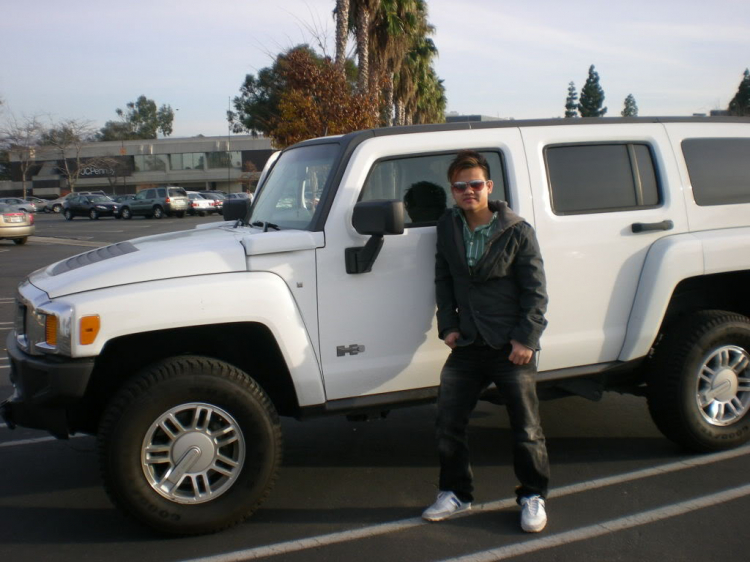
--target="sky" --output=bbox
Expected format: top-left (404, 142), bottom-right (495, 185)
top-left (1, 0), bottom-right (748, 138)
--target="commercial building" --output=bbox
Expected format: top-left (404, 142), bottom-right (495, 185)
top-left (4, 134), bottom-right (274, 198)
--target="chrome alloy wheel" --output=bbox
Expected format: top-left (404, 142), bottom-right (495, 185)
top-left (141, 403), bottom-right (245, 504)
top-left (696, 345), bottom-right (750, 427)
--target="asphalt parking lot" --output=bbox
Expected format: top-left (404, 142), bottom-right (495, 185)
top-left (1, 213), bottom-right (749, 562)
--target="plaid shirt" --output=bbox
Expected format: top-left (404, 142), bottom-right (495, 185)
top-left (454, 207), bottom-right (499, 267)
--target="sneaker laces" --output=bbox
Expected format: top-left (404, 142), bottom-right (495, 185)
top-left (523, 496), bottom-right (543, 515)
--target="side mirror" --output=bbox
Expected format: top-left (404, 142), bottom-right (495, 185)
top-left (346, 200), bottom-right (405, 274)
top-left (224, 198), bottom-right (251, 222)
top-left (352, 200), bottom-right (405, 236)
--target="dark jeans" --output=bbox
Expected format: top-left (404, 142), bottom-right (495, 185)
top-left (436, 343), bottom-right (550, 503)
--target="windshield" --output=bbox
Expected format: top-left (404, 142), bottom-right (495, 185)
top-left (251, 143), bottom-right (337, 230)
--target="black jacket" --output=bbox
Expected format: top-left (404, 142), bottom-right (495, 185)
top-left (435, 200), bottom-right (548, 350)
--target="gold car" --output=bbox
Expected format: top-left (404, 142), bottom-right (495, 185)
top-left (0, 203), bottom-right (35, 245)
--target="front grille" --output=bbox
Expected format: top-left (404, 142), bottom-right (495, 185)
top-left (14, 301), bottom-right (27, 339)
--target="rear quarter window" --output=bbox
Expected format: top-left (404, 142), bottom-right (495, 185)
top-left (682, 138), bottom-right (750, 206)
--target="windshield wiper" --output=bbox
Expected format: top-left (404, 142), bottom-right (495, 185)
top-left (251, 221), bottom-right (281, 232)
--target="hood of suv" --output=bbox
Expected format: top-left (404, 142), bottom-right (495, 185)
top-left (30, 225), bottom-right (247, 298)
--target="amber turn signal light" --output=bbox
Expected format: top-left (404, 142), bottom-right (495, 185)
top-left (80, 315), bottom-right (100, 345)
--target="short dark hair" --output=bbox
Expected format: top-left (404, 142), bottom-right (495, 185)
top-left (447, 150), bottom-right (490, 182)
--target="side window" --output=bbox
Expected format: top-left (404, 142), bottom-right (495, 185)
top-left (682, 138), bottom-right (750, 206)
top-left (157, 188), bottom-right (167, 198)
top-left (546, 143), bottom-right (660, 215)
top-left (360, 151), bottom-right (506, 227)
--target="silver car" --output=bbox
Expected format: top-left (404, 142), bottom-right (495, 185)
top-left (0, 197), bottom-right (36, 213)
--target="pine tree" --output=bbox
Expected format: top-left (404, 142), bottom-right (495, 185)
top-left (565, 82), bottom-right (578, 118)
top-left (728, 69), bottom-right (750, 116)
top-left (578, 65), bottom-right (607, 117)
top-left (621, 94), bottom-right (638, 117)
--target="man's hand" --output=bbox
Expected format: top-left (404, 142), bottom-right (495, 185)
top-left (444, 331), bottom-right (460, 349)
top-left (509, 339), bottom-right (534, 365)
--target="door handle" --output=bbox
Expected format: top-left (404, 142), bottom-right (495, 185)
top-left (631, 220), bottom-right (674, 233)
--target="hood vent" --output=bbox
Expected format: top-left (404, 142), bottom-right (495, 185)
top-left (50, 242), bottom-right (139, 276)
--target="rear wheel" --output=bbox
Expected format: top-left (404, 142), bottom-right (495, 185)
top-left (647, 310), bottom-right (750, 452)
top-left (12, 237), bottom-right (27, 245)
top-left (121, 207), bottom-right (132, 220)
top-left (89, 209), bottom-right (99, 220)
top-left (153, 206), bottom-right (164, 219)
top-left (64, 209), bottom-right (74, 220)
top-left (175, 211), bottom-right (186, 218)
top-left (52, 204), bottom-right (62, 213)
top-left (97, 356), bottom-right (282, 535)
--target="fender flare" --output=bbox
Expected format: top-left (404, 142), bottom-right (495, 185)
top-left (63, 271), bottom-right (326, 407)
top-left (619, 234), bottom-right (703, 361)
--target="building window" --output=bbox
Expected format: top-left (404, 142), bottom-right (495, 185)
top-left (134, 154), bottom-right (168, 172)
top-left (207, 151), bottom-right (242, 169)
top-left (169, 153), bottom-right (205, 171)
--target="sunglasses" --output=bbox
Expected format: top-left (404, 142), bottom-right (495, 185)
top-left (451, 180), bottom-right (488, 192)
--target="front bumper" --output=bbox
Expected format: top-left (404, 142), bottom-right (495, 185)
top-left (1, 331), bottom-right (96, 438)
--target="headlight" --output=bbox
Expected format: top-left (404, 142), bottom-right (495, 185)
top-left (32, 303), bottom-right (73, 355)
top-left (96, 205), bottom-right (107, 210)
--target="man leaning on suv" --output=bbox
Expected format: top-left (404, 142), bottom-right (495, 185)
top-left (423, 150), bottom-right (551, 533)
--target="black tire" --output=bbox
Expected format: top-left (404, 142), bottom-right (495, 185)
top-left (175, 211), bottom-right (186, 218)
top-left (153, 206), bottom-right (164, 219)
top-left (64, 209), bottom-right (73, 221)
top-left (13, 237), bottom-right (27, 245)
top-left (121, 207), bottom-right (132, 220)
top-left (89, 209), bottom-right (99, 220)
top-left (52, 204), bottom-right (62, 213)
top-left (647, 310), bottom-right (750, 452)
top-left (97, 356), bottom-right (282, 535)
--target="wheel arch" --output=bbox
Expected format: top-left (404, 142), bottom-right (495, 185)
top-left (73, 323), bottom-right (302, 434)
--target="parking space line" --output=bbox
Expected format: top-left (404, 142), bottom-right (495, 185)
top-left (439, 484), bottom-right (750, 562)
top-left (180, 445), bottom-right (750, 562)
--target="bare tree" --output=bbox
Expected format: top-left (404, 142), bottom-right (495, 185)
top-left (0, 113), bottom-right (45, 198)
top-left (41, 118), bottom-right (96, 192)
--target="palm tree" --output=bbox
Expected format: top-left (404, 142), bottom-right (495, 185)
top-left (369, 0), bottom-right (427, 125)
top-left (349, 0), bottom-right (381, 92)
top-left (394, 32), bottom-right (438, 125)
top-left (334, 0), bottom-right (350, 70)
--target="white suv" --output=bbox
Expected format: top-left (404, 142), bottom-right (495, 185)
top-left (4, 116), bottom-right (750, 535)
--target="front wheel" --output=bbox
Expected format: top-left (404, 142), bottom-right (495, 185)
top-left (89, 209), bottom-right (99, 220)
top-left (97, 356), bottom-right (282, 535)
top-left (647, 310), bottom-right (750, 452)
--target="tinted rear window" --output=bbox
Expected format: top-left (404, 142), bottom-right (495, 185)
top-left (169, 187), bottom-right (187, 197)
top-left (682, 138), bottom-right (750, 206)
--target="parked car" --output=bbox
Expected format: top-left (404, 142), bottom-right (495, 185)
top-left (187, 191), bottom-right (217, 216)
top-left (0, 203), bottom-right (35, 245)
top-left (119, 186), bottom-right (190, 219)
top-left (47, 191), bottom-right (107, 213)
top-left (63, 194), bottom-right (121, 220)
top-left (199, 191), bottom-right (226, 215)
top-left (0, 197), bottom-right (36, 213)
top-left (24, 196), bottom-right (49, 212)
top-left (113, 195), bottom-right (136, 204)
top-left (227, 192), bottom-right (254, 204)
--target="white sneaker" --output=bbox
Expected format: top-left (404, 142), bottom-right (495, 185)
top-left (422, 491), bottom-right (472, 522)
top-left (520, 495), bottom-right (547, 532)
